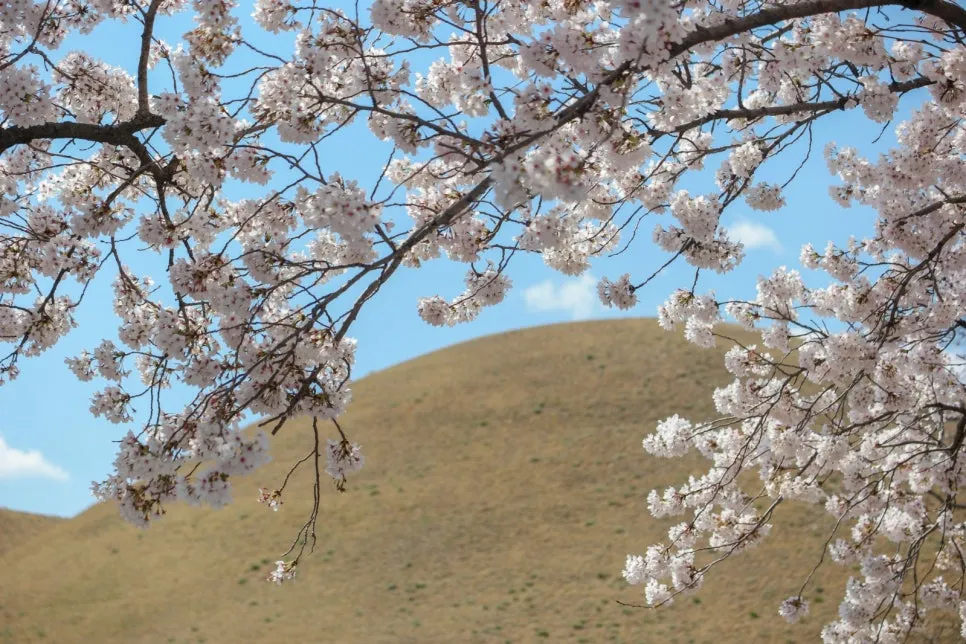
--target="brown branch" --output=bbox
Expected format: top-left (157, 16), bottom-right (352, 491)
top-left (556, 0), bottom-right (964, 128)
top-left (903, 0), bottom-right (966, 31)
top-left (137, 0), bottom-right (165, 116)
top-left (664, 76), bottom-right (935, 136)
top-left (0, 114), bottom-right (164, 155)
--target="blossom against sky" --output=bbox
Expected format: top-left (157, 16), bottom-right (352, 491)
top-left (0, 2), bottom-right (891, 518)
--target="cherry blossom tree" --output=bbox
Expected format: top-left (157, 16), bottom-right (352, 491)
top-left (3, 0), bottom-right (966, 639)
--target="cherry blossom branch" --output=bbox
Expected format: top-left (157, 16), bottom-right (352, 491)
top-left (136, 0), bottom-right (165, 117)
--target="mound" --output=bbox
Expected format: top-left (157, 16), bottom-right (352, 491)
top-left (0, 508), bottom-right (62, 557)
top-left (0, 319), bottom-right (865, 643)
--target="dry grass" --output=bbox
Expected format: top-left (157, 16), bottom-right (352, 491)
top-left (0, 318), bottom-right (886, 643)
top-left (0, 509), bottom-right (62, 557)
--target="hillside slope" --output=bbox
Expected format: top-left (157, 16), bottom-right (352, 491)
top-left (0, 319), bottom-right (886, 643)
top-left (0, 508), bottom-right (62, 557)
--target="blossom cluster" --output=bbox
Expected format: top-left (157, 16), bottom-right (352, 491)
top-left (2, 0), bottom-right (966, 636)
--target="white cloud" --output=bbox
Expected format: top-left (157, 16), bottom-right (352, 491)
top-left (728, 220), bottom-right (781, 252)
top-left (0, 435), bottom-right (68, 481)
top-left (522, 274), bottom-right (598, 320)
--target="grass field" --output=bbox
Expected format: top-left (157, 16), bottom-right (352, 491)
top-left (0, 318), bottom-right (953, 643)
top-left (0, 509), bottom-right (62, 557)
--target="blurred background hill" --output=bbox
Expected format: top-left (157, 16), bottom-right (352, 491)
top-left (0, 319), bottom-right (914, 643)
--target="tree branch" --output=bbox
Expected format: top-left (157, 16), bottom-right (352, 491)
top-left (137, 0), bottom-right (165, 116)
top-left (0, 114), bottom-right (165, 156)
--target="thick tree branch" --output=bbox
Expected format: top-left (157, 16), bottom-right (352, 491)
top-left (137, 0), bottom-right (165, 116)
top-left (556, 0), bottom-right (965, 126)
top-left (0, 114), bottom-right (165, 155)
top-left (902, 0), bottom-right (966, 31)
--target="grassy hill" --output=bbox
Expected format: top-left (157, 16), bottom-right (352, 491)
top-left (0, 508), bottom-right (62, 557)
top-left (0, 318), bottom-right (899, 643)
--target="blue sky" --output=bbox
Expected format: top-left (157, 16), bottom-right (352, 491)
top-left (0, 4), bottom-right (901, 517)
